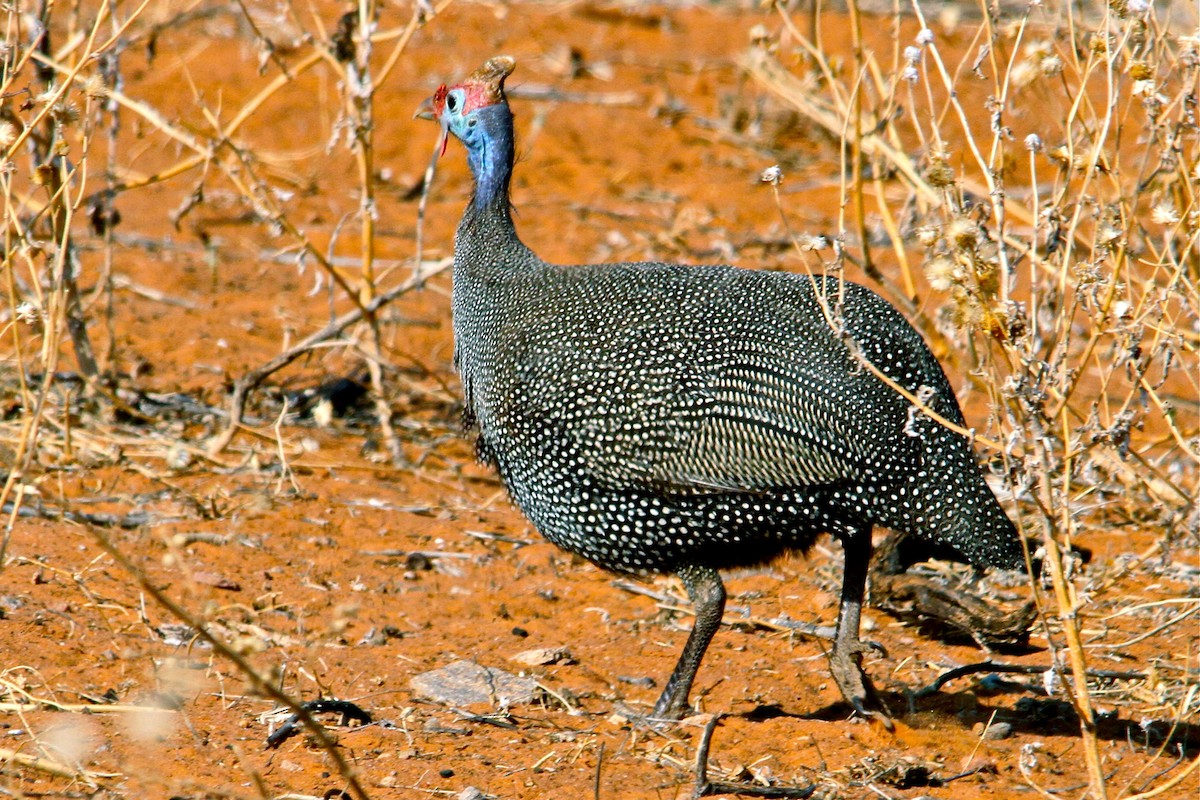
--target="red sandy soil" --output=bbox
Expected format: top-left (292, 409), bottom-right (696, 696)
top-left (1, 2), bottom-right (1196, 799)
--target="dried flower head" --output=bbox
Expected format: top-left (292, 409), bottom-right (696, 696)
top-left (924, 255), bottom-right (960, 290)
top-left (50, 100), bottom-right (81, 124)
top-left (1024, 133), bottom-right (1043, 152)
top-left (1040, 54), bottom-right (1064, 77)
top-left (925, 159), bottom-right (956, 188)
top-left (16, 301), bottom-right (41, 325)
top-left (1151, 202), bottom-right (1179, 225)
top-left (760, 164), bottom-right (783, 185)
top-left (946, 218), bottom-right (979, 250)
top-left (0, 121), bottom-right (17, 149)
top-left (916, 28), bottom-right (934, 45)
top-left (916, 227), bottom-right (940, 247)
top-left (903, 45), bottom-right (922, 64)
top-left (1127, 61), bottom-right (1153, 80)
top-left (84, 74), bottom-right (108, 99)
top-left (901, 65), bottom-right (920, 84)
top-left (800, 234), bottom-right (829, 251)
top-left (1180, 31), bottom-right (1200, 67)
top-left (749, 24), bottom-right (771, 47)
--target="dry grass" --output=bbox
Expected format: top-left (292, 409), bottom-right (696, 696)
top-left (749, 1), bottom-right (1198, 796)
top-left (0, 0), bottom-right (1197, 798)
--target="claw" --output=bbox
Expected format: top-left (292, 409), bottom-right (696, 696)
top-left (829, 630), bottom-right (894, 729)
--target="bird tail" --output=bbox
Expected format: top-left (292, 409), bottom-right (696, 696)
top-left (875, 451), bottom-right (1025, 573)
top-left (923, 469), bottom-right (1026, 572)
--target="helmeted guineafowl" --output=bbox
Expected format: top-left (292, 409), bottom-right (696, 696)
top-left (425, 56), bottom-right (1025, 725)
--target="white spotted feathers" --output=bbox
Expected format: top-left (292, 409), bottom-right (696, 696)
top-left (434, 58), bottom-right (1023, 579)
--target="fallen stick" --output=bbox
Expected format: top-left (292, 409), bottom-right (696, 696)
top-left (0, 746), bottom-right (119, 783)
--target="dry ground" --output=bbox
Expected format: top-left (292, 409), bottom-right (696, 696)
top-left (1, 2), bottom-right (1197, 799)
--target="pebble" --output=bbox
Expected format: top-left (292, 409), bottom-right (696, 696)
top-left (410, 659), bottom-right (539, 708)
top-left (973, 720), bottom-right (1014, 740)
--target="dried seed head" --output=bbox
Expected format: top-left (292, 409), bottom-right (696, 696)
top-left (15, 301), bottom-right (40, 325)
top-left (50, 100), bottom-right (81, 124)
top-left (1151, 202), bottom-right (1179, 225)
top-left (901, 65), bottom-right (920, 84)
top-left (916, 28), bottom-right (934, 45)
top-left (925, 159), bottom-right (956, 188)
top-left (946, 218), bottom-right (979, 250)
top-left (1009, 60), bottom-right (1038, 89)
top-left (760, 164), bottom-right (783, 185)
top-left (1180, 32), bottom-right (1200, 67)
top-left (1024, 133), bottom-right (1043, 152)
top-left (84, 73), bottom-right (108, 99)
top-left (916, 226), bottom-right (941, 247)
top-left (1097, 223), bottom-right (1123, 244)
top-left (903, 45), bottom-right (922, 64)
top-left (1040, 54), bottom-right (1064, 77)
top-left (974, 255), bottom-right (1001, 298)
top-left (800, 233), bottom-right (829, 251)
top-left (1128, 61), bottom-right (1153, 80)
top-left (0, 121), bottom-right (16, 149)
top-left (924, 255), bottom-right (960, 290)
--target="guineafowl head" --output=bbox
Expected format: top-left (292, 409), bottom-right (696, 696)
top-left (428, 56), bottom-right (516, 155)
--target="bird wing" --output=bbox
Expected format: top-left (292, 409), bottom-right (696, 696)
top-left (504, 267), bottom-right (929, 494)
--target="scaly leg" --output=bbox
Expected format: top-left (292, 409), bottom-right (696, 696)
top-left (829, 525), bottom-right (894, 729)
top-left (652, 564), bottom-right (726, 720)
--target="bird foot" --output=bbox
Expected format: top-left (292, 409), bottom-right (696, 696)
top-left (829, 639), bottom-right (894, 731)
top-left (610, 700), bottom-right (706, 732)
top-left (651, 689), bottom-right (692, 723)
top-left (853, 637), bottom-right (889, 660)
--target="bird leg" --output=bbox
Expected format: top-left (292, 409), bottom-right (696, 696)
top-left (652, 564), bottom-right (726, 720)
top-left (829, 526), bottom-right (894, 729)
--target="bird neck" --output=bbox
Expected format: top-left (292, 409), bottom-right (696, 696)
top-left (464, 104), bottom-right (516, 224)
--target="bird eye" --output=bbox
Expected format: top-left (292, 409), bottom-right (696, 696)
top-left (446, 92), bottom-right (459, 112)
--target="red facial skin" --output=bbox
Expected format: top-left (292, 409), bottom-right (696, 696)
top-left (428, 56), bottom-right (515, 156)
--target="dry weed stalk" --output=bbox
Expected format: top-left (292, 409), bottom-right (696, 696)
top-left (0, 0), bottom-right (150, 561)
top-left (755, 0), bottom-right (1198, 797)
top-left (1, 2), bottom-right (454, 795)
top-left (2, 0), bottom-right (454, 495)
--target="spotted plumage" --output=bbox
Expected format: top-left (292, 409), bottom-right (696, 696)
top-left (428, 56), bottom-right (1024, 724)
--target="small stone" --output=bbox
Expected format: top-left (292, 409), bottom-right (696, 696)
top-left (458, 788), bottom-right (487, 800)
top-left (510, 646), bottom-right (573, 666)
top-left (973, 720), bottom-right (1013, 740)
top-left (410, 660), bottom-right (539, 708)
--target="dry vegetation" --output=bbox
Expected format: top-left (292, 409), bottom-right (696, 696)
top-left (0, 0), bottom-right (1197, 798)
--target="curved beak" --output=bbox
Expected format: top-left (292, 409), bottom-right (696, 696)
top-left (414, 96), bottom-right (436, 121)
top-left (415, 95), bottom-right (450, 157)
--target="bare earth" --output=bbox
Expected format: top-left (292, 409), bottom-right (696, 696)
top-left (1, 2), bottom-right (1196, 799)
